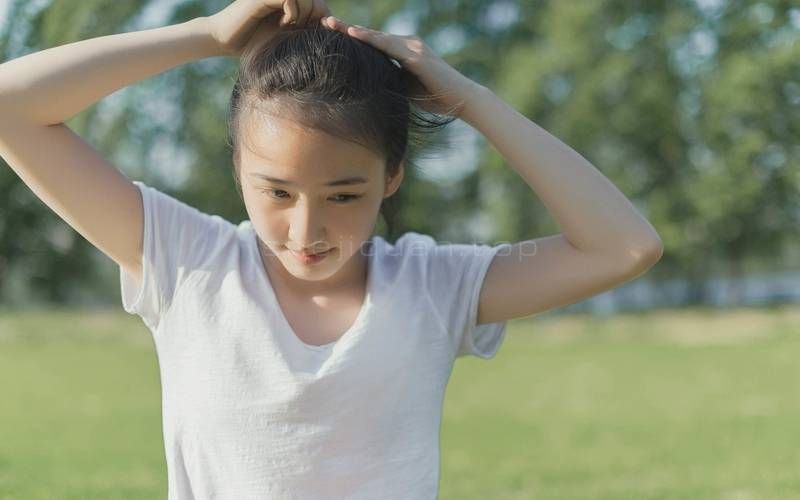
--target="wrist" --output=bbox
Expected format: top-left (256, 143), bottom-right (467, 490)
top-left (458, 81), bottom-right (491, 124)
top-left (192, 16), bottom-right (238, 58)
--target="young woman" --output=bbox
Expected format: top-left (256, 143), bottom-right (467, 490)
top-left (0, 0), bottom-right (663, 497)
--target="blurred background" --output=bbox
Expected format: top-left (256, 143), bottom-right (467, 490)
top-left (0, 0), bottom-right (799, 499)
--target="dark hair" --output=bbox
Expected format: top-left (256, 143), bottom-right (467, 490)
top-left (226, 24), bottom-right (459, 236)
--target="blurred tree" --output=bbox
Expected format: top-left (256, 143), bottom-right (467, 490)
top-left (0, 0), bottom-right (798, 308)
top-left (0, 0), bottom-right (145, 306)
top-left (692, 0), bottom-right (799, 304)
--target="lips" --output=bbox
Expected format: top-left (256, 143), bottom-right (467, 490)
top-left (289, 248), bottom-right (332, 257)
top-left (301, 250), bottom-right (329, 257)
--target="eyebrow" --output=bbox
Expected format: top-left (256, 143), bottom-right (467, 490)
top-left (248, 173), bottom-right (369, 187)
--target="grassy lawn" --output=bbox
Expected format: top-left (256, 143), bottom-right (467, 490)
top-left (1, 306), bottom-right (799, 499)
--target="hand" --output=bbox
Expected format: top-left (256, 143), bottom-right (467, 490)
top-left (320, 15), bottom-right (483, 118)
top-left (208, 0), bottom-right (332, 56)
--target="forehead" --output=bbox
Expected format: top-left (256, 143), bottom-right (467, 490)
top-left (240, 111), bottom-right (384, 179)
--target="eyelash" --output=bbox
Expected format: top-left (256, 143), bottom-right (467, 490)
top-left (259, 189), bottom-right (363, 204)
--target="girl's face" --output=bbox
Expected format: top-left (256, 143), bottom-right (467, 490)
top-left (239, 113), bottom-right (403, 290)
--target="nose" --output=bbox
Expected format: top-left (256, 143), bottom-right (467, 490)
top-left (287, 200), bottom-right (327, 249)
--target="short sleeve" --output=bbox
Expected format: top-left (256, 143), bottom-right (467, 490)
top-left (417, 232), bottom-right (512, 360)
top-left (119, 180), bottom-right (229, 331)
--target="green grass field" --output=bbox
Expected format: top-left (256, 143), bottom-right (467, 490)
top-left (1, 306), bottom-right (799, 499)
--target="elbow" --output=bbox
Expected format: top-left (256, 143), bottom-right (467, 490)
top-left (623, 234), bottom-right (664, 276)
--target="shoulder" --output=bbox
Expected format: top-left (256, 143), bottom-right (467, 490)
top-left (362, 231), bottom-right (433, 287)
top-left (134, 180), bottom-right (239, 268)
top-left (375, 231), bottom-right (439, 267)
top-left (380, 230), bottom-right (504, 266)
top-left (391, 231), bottom-right (437, 253)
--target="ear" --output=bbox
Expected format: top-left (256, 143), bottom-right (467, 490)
top-left (383, 162), bottom-right (405, 198)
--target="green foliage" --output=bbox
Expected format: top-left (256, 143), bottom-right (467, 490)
top-left (0, 0), bottom-right (797, 305)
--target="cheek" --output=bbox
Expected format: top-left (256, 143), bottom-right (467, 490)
top-left (248, 203), bottom-right (374, 235)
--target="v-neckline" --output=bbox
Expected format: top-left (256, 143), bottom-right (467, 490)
top-left (250, 227), bottom-right (375, 351)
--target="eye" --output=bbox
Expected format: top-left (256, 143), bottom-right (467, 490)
top-left (260, 188), bottom-right (290, 199)
top-left (259, 189), bottom-right (362, 204)
top-left (330, 194), bottom-right (363, 203)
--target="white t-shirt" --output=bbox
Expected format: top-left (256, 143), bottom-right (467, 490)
top-left (120, 180), bottom-right (511, 500)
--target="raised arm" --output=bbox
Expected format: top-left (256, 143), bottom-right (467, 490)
top-left (0, 2), bottom-right (329, 286)
top-left (321, 16), bottom-right (664, 325)
top-left (0, 17), bottom-right (224, 125)
top-left (0, 16), bottom-right (228, 286)
top-left (0, 0), bottom-right (331, 124)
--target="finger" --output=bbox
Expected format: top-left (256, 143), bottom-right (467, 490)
top-left (291, 0), bottom-right (300, 24)
top-left (324, 16), bottom-right (377, 41)
top-left (321, 15), bottom-right (344, 31)
top-left (321, 16), bottom-right (397, 53)
top-left (309, 0), bottom-right (326, 24)
top-left (341, 21), bottom-right (383, 42)
top-left (297, 0), bottom-right (317, 26)
top-left (346, 24), bottom-right (412, 60)
top-left (281, 0), bottom-right (298, 26)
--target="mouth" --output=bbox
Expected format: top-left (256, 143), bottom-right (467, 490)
top-left (286, 246), bottom-right (335, 263)
top-left (288, 247), bottom-right (333, 257)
